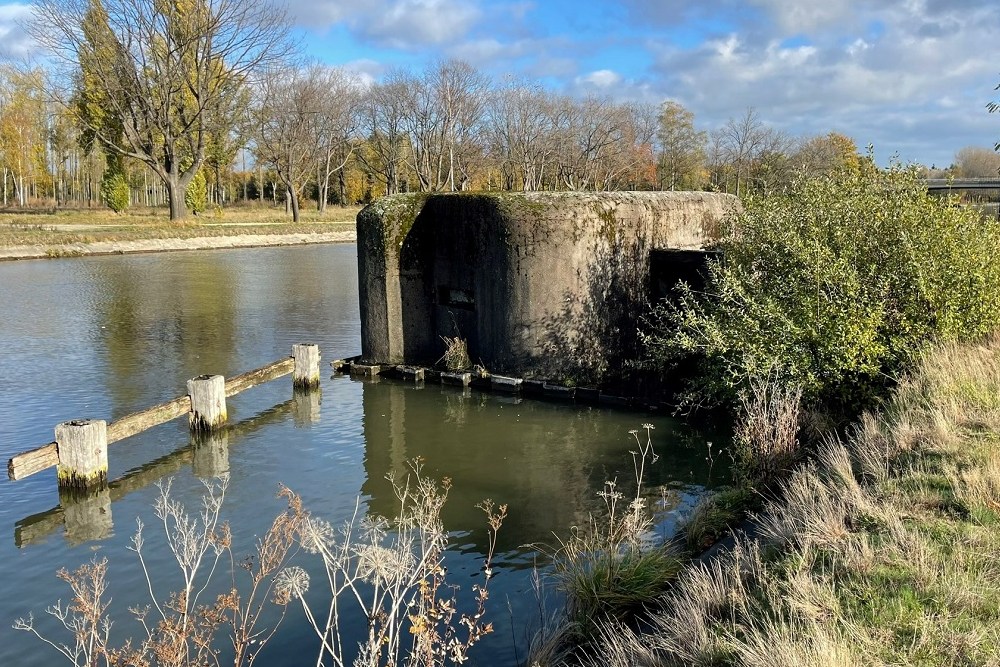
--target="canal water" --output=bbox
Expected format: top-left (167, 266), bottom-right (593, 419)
top-left (0, 243), bottom-right (727, 666)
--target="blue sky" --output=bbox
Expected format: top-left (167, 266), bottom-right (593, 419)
top-left (2, 0), bottom-right (999, 168)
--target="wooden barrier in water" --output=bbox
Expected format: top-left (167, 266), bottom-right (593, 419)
top-left (6, 343), bottom-right (322, 485)
top-left (13, 394), bottom-right (314, 548)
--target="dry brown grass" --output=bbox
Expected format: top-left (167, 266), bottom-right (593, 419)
top-left (0, 205), bottom-right (360, 247)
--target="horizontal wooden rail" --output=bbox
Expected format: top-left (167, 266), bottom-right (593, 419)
top-left (107, 396), bottom-right (192, 444)
top-left (14, 396), bottom-right (301, 548)
top-left (7, 355), bottom-right (297, 482)
top-left (225, 358), bottom-right (294, 397)
top-left (7, 443), bottom-right (58, 482)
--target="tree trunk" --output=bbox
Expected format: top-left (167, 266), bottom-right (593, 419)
top-left (289, 187), bottom-right (300, 222)
top-left (166, 176), bottom-right (188, 221)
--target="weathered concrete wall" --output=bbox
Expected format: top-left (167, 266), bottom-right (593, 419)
top-left (357, 191), bottom-right (738, 384)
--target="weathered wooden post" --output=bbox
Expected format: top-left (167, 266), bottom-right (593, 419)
top-left (187, 374), bottom-right (227, 432)
top-left (55, 419), bottom-right (108, 489)
top-left (292, 343), bottom-right (321, 389)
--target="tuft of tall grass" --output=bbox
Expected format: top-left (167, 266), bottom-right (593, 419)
top-left (536, 425), bottom-right (683, 653)
top-left (733, 371), bottom-right (802, 484)
top-left (683, 486), bottom-right (753, 551)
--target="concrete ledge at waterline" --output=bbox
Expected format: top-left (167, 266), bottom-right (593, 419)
top-left (543, 384), bottom-right (576, 400)
top-left (490, 375), bottom-right (523, 393)
top-left (55, 419), bottom-right (108, 490)
top-left (599, 394), bottom-right (632, 408)
top-left (350, 363), bottom-right (381, 378)
top-left (441, 371), bottom-right (472, 387)
top-left (522, 380), bottom-right (546, 397)
top-left (575, 387), bottom-right (601, 404)
top-left (397, 365), bottom-right (425, 382)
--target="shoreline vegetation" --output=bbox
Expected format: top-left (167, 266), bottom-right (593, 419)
top-left (0, 206), bottom-right (361, 260)
top-left (529, 164), bottom-right (1000, 665)
top-left (564, 335), bottom-right (1000, 666)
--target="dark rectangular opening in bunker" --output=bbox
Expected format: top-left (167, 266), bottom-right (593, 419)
top-left (648, 249), bottom-right (719, 302)
top-left (437, 285), bottom-right (476, 311)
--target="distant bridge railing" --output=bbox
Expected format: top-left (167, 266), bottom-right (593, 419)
top-left (924, 178), bottom-right (1000, 191)
top-left (924, 179), bottom-right (1000, 219)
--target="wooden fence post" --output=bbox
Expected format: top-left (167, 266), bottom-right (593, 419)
top-left (292, 343), bottom-right (321, 389)
top-left (55, 419), bottom-right (108, 489)
top-left (187, 375), bottom-right (227, 432)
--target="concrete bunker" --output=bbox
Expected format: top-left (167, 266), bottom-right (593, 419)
top-left (357, 191), bottom-right (738, 386)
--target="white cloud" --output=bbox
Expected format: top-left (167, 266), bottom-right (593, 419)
top-left (341, 59), bottom-right (384, 88)
top-left (638, 0), bottom-right (1000, 166)
top-left (288, 0), bottom-right (482, 49)
top-left (577, 69), bottom-right (622, 89)
top-left (0, 3), bottom-right (36, 60)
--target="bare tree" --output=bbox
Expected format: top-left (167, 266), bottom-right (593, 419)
top-left (252, 65), bottom-right (326, 222)
top-left (399, 60), bottom-right (490, 192)
top-left (31, 0), bottom-right (293, 220)
top-left (954, 145), bottom-right (1000, 178)
top-left (485, 79), bottom-right (556, 191)
top-left (358, 72), bottom-right (411, 195)
top-left (719, 107), bottom-right (765, 197)
top-left (313, 67), bottom-right (362, 210)
top-left (716, 107), bottom-right (793, 196)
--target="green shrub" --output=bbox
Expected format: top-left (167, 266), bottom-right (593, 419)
top-left (100, 163), bottom-right (129, 213)
top-left (643, 161), bottom-right (1000, 411)
top-left (185, 169), bottom-right (207, 215)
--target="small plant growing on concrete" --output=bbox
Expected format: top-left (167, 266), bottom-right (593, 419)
top-left (438, 335), bottom-right (471, 371)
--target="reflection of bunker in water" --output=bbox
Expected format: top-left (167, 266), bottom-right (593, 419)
top-left (357, 191), bottom-right (737, 386)
top-left (359, 380), bottom-right (722, 555)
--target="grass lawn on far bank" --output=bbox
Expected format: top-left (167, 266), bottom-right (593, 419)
top-left (0, 205), bottom-right (362, 248)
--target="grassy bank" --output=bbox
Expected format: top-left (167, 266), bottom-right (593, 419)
top-left (0, 205), bottom-right (361, 248)
top-left (569, 335), bottom-right (1000, 666)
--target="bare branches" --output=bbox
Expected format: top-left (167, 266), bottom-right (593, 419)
top-left (17, 467), bottom-right (504, 667)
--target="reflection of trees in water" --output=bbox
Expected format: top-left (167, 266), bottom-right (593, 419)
top-left (358, 381), bottom-right (717, 556)
top-left (90, 257), bottom-right (239, 417)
